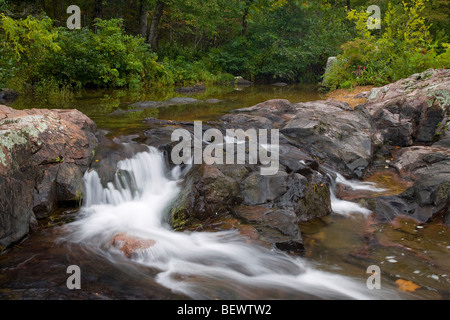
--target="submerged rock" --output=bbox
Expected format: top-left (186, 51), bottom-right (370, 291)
top-left (112, 233), bottom-right (156, 258)
top-left (175, 84), bottom-right (206, 94)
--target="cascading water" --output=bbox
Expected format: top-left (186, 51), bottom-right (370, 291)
top-left (329, 172), bottom-right (387, 217)
top-left (65, 147), bottom-right (397, 300)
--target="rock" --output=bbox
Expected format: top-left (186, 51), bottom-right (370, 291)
top-left (0, 105), bottom-right (97, 248)
top-left (325, 57), bottom-right (337, 74)
top-left (129, 100), bottom-right (163, 109)
top-left (175, 84), bottom-right (206, 94)
top-left (168, 134), bottom-right (331, 255)
top-left (233, 206), bottom-right (300, 238)
top-left (233, 205), bottom-right (304, 255)
top-left (220, 113), bottom-right (273, 130)
top-left (272, 82), bottom-right (288, 87)
top-left (358, 69), bottom-right (450, 147)
top-left (112, 233), bottom-right (156, 258)
top-left (165, 97), bottom-right (200, 105)
top-left (281, 100), bottom-right (373, 178)
top-left (0, 89), bottom-right (18, 103)
top-left (392, 146), bottom-right (450, 181)
top-left (225, 99), bottom-right (373, 179)
top-left (232, 76), bottom-right (252, 86)
top-left (170, 164), bottom-right (242, 229)
top-left (0, 175), bottom-right (34, 247)
top-left (129, 97), bottom-right (201, 110)
top-left (374, 177), bottom-right (450, 224)
top-left (204, 99), bottom-right (223, 104)
top-left (321, 57), bottom-right (337, 86)
top-left (89, 134), bottom-right (149, 187)
top-left (400, 177), bottom-right (449, 223)
top-left (240, 171), bottom-right (289, 205)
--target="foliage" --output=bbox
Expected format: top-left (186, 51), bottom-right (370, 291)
top-left (0, 0), bottom-right (448, 93)
top-left (0, 14), bottom-right (60, 91)
top-left (211, 1), bottom-right (353, 83)
top-left (0, 15), bottom-right (231, 93)
top-left (323, 0), bottom-right (449, 90)
top-left (0, 0), bottom-right (7, 12)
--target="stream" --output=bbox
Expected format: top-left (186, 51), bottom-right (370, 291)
top-left (0, 84), bottom-right (449, 300)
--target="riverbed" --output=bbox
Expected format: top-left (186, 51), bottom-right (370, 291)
top-left (1, 84), bottom-right (449, 300)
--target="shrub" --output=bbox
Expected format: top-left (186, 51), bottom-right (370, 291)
top-left (323, 0), bottom-right (449, 90)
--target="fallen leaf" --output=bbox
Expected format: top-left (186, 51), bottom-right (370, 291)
top-left (395, 279), bottom-right (421, 292)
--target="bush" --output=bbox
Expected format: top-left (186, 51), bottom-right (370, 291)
top-left (323, 0), bottom-right (449, 90)
top-left (0, 16), bottom-right (232, 93)
top-left (211, 2), bottom-right (352, 83)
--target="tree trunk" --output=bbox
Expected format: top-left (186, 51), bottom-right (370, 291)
top-left (139, 0), bottom-right (150, 39)
top-left (93, 0), bottom-right (103, 33)
top-left (148, 0), bottom-right (165, 49)
top-left (52, 0), bottom-right (58, 21)
top-left (346, 0), bottom-right (351, 11)
top-left (242, 0), bottom-right (253, 37)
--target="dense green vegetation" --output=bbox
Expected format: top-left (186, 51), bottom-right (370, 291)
top-left (323, 0), bottom-right (450, 89)
top-left (0, 0), bottom-right (448, 94)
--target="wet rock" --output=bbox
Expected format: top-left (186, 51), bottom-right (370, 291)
top-left (170, 164), bottom-right (242, 229)
top-left (175, 84), bottom-right (206, 94)
top-left (112, 233), bottom-right (156, 258)
top-left (90, 134), bottom-right (149, 187)
top-left (165, 97), bottom-right (201, 105)
top-left (0, 88), bottom-right (18, 103)
top-left (0, 175), bottom-right (34, 247)
top-left (392, 146), bottom-right (450, 181)
top-left (400, 177), bottom-right (450, 223)
top-left (230, 99), bottom-right (295, 124)
top-left (129, 100), bottom-right (163, 109)
top-left (281, 100), bottom-right (373, 178)
top-left (240, 171), bottom-right (289, 205)
top-left (220, 113), bottom-right (273, 130)
top-left (373, 176), bottom-right (450, 224)
top-left (232, 76), bottom-right (252, 86)
top-left (129, 97), bottom-right (201, 110)
top-left (233, 206), bottom-right (304, 255)
top-left (272, 82), bottom-right (288, 87)
top-left (204, 99), bottom-right (223, 104)
top-left (0, 105), bottom-right (97, 248)
top-left (233, 206), bottom-right (300, 236)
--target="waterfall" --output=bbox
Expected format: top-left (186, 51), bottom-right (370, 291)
top-left (329, 172), bottom-right (387, 217)
top-left (65, 147), bottom-right (396, 300)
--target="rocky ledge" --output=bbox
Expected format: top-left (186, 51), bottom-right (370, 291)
top-left (1, 69), bottom-right (448, 255)
top-left (156, 69), bottom-right (450, 254)
top-left (0, 105), bottom-right (98, 248)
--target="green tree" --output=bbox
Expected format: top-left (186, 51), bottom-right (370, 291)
top-left (323, 0), bottom-right (449, 89)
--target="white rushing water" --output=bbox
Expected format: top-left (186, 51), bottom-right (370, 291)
top-left (330, 172), bottom-right (387, 217)
top-left (66, 147), bottom-right (395, 300)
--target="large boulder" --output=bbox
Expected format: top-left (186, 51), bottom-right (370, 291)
top-left (226, 99), bottom-right (374, 178)
top-left (281, 100), bottom-right (373, 178)
top-left (0, 105), bottom-right (97, 248)
top-left (357, 69), bottom-right (450, 147)
top-left (373, 145), bottom-right (450, 224)
top-left (168, 139), bottom-right (331, 255)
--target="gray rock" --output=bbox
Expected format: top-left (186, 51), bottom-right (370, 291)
top-left (232, 76), bottom-right (252, 86)
top-left (281, 100), bottom-right (373, 178)
top-left (359, 69), bottom-right (450, 146)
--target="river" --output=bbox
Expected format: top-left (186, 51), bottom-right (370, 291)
top-left (0, 84), bottom-right (449, 300)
